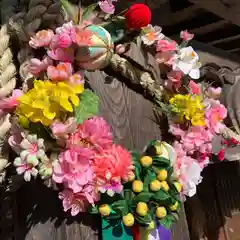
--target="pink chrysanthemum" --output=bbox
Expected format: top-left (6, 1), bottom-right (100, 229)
top-left (93, 144), bottom-right (134, 184)
top-left (68, 116), bottom-right (113, 154)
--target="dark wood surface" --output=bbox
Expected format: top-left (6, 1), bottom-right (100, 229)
top-left (12, 44), bottom-right (190, 240)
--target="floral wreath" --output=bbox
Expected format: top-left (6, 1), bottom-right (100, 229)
top-left (0, 1), bottom-right (237, 240)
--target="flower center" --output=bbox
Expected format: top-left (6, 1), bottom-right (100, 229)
top-left (79, 138), bottom-right (91, 147)
top-left (147, 32), bottom-right (155, 41)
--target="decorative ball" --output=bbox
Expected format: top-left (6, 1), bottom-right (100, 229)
top-left (124, 4), bottom-right (151, 30)
top-left (157, 169), bottom-right (168, 181)
top-left (136, 202), bottom-right (148, 216)
top-left (132, 180), bottom-right (143, 193)
top-left (156, 206), bottom-right (167, 219)
top-left (99, 204), bottom-right (111, 216)
top-left (150, 179), bottom-right (161, 191)
top-left (140, 155), bottom-right (152, 167)
top-left (123, 213), bottom-right (135, 227)
top-left (76, 25), bottom-right (114, 70)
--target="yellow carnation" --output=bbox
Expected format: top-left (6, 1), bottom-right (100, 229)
top-left (17, 80), bottom-right (84, 126)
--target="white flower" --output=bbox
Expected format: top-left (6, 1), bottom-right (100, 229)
top-left (141, 24), bottom-right (164, 46)
top-left (172, 46), bottom-right (201, 79)
top-left (181, 161), bottom-right (202, 197)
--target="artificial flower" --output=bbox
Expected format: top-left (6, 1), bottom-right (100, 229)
top-left (141, 25), bottom-right (164, 46)
top-left (93, 144), bottom-right (134, 184)
top-left (59, 186), bottom-right (99, 216)
top-left (167, 70), bottom-right (184, 83)
top-left (16, 80), bottom-right (84, 126)
top-left (47, 62), bottom-right (73, 82)
top-left (68, 116), bottom-right (113, 153)
top-left (180, 30), bottom-right (194, 41)
top-left (205, 99), bottom-right (227, 133)
top-left (69, 72), bottom-right (84, 85)
top-left (56, 21), bottom-right (75, 36)
top-left (38, 152), bottom-right (58, 179)
top-left (29, 30), bottom-right (54, 49)
top-left (28, 57), bottom-right (53, 76)
top-left (47, 47), bottom-right (74, 62)
top-left (71, 27), bottom-right (94, 47)
top-left (51, 117), bottom-right (77, 142)
top-left (97, 180), bottom-right (123, 196)
top-left (18, 134), bottom-right (45, 164)
top-left (217, 149), bottom-right (225, 161)
top-left (14, 155), bottom-right (38, 181)
top-left (0, 89), bottom-right (23, 117)
top-left (169, 94), bottom-right (205, 126)
top-left (98, 0), bottom-right (118, 14)
top-left (189, 80), bottom-right (201, 95)
top-left (156, 39), bottom-right (177, 52)
top-left (53, 149), bottom-right (93, 193)
top-left (172, 46), bottom-right (201, 79)
top-left (155, 51), bottom-right (175, 65)
top-left (51, 33), bottom-right (72, 49)
top-left (206, 86), bottom-right (222, 99)
top-left (124, 4), bottom-right (151, 29)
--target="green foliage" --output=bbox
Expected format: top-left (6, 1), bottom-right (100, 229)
top-left (112, 200), bottom-right (128, 215)
top-left (74, 89), bottom-right (99, 124)
top-left (82, 3), bottom-right (98, 21)
top-left (60, 0), bottom-right (79, 24)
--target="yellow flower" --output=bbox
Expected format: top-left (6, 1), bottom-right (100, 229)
top-left (156, 206), bottom-right (167, 219)
top-left (157, 169), bottom-right (168, 181)
top-left (132, 180), bottom-right (143, 193)
top-left (99, 204), bottom-right (111, 216)
top-left (140, 156), bottom-right (152, 167)
top-left (150, 180), bottom-right (161, 191)
top-left (17, 80), bottom-right (84, 126)
top-left (169, 201), bottom-right (179, 211)
top-left (136, 202), bottom-right (148, 216)
top-left (169, 94), bottom-right (205, 126)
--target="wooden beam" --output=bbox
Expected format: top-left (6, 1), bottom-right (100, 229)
top-left (190, 20), bottom-right (229, 35)
top-left (189, 0), bottom-right (240, 26)
top-left (208, 34), bottom-right (240, 45)
top-left (152, 4), bottom-right (205, 26)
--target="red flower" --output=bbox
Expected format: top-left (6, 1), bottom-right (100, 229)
top-left (217, 149), bottom-right (225, 161)
top-left (230, 137), bottom-right (239, 145)
top-left (124, 4), bottom-right (151, 30)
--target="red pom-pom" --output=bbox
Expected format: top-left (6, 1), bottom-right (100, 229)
top-left (124, 4), bottom-right (151, 30)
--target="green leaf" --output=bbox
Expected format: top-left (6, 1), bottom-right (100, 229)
top-left (60, 0), bottom-right (79, 24)
top-left (158, 215), bottom-right (174, 229)
top-left (111, 200), bottom-right (128, 215)
top-left (88, 205), bottom-right (99, 214)
top-left (153, 157), bottom-right (170, 168)
top-left (135, 213), bottom-right (152, 226)
top-left (143, 170), bottom-right (153, 191)
top-left (82, 3), bottom-right (98, 21)
top-left (131, 192), bottom-right (153, 206)
top-left (152, 189), bottom-right (173, 205)
top-left (75, 89), bottom-right (99, 124)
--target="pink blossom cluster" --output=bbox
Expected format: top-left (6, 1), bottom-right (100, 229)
top-left (51, 116), bottom-right (133, 216)
top-left (169, 84), bottom-right (227, 197)
top-left (28, 22), bottom-right (93, 83)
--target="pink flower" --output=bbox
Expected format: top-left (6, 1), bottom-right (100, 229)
top-left (53, 149), bottom-right (93, 193)
top-left (51, 33), bottom-right (72, 49)
top-left (47, 47), bottom-right (74, 62)
top-left (156, 39), bottom-right (177, 52)
top-left (59, 186), bottom-right (99, 216)
top-left (71, 27), bottom-right (93, 46)
top-left (29, 30), bottom-right (54, 49)
top-left (155, 51), bottom-right (174, 65)
top-left (93, 144), bottom-right (134, 183)
top-left (28, 57), bottom-right (53, 76)
top-left (189, 80), bottom-right (201, 95)
top-left (97, 180), bottom-right (123, 196)
top-left (47, 62), bottom-right (73, 82)
top-left (69, 72), bottom-right (84, 85)
top-left (181, 126), bottom-right (213, 154)
top-left (51, 117), bottom-right (77, 142)
top-left (180, 30), bottom-right (194, 41)
top-left (167, 70), bottom-right (184, 83)
top-left (217, 148), bottom-right (225, 161)
top-left (169, 124), bottom-right (185, 138)
top-left (0, 89), bottom-right (23, 116)
top-left (205, 100), bottom-right (227, 133)
top-left (98, 0), bottom-right (118, 14)
top-left (68, 117), bottom-right (113, 154)
top-left (206, 87), bottom-right (222, 99)
top-left (56, 21), bottom-right (75, 36)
